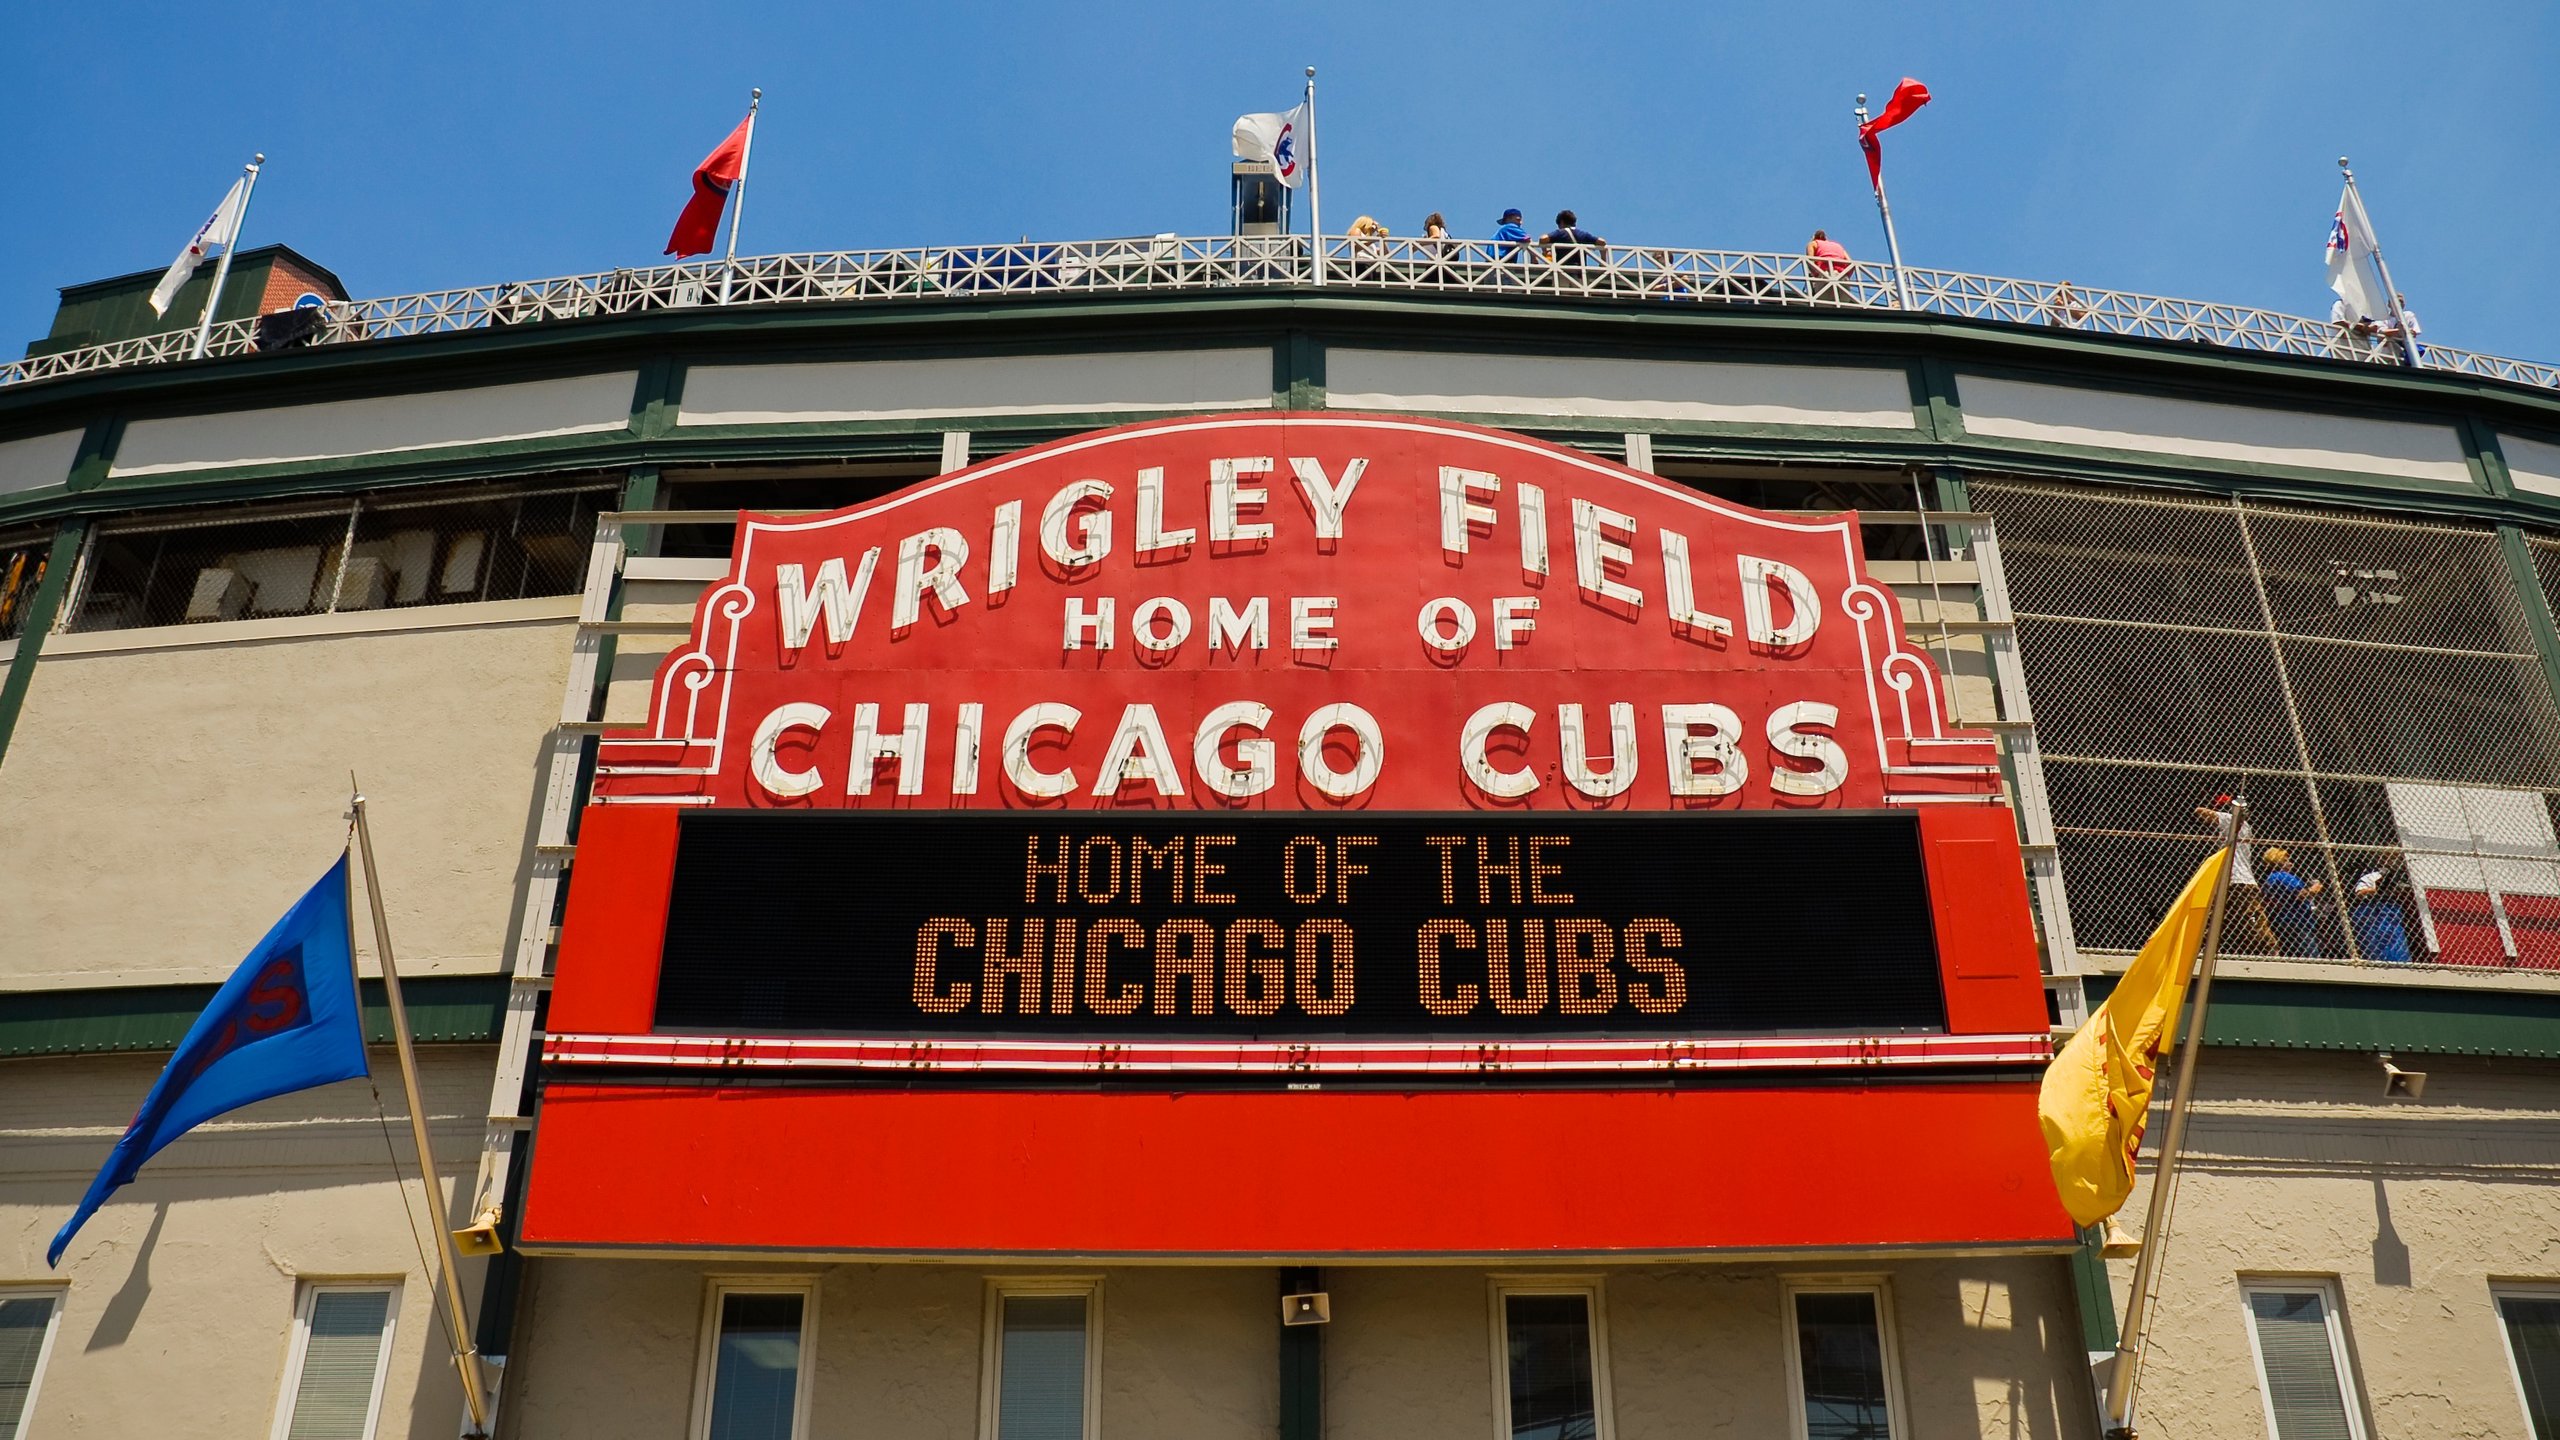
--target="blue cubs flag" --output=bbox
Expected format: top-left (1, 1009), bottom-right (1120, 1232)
top-left (48, 854), bottom-right (370, 1266)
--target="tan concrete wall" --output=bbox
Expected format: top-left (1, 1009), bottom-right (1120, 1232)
top-left (0, 609), bottom-right (573, 986)
top-left (0, 1046), bottom-right (492, 1440)
top-left (503, 1255), bottom-right (2086, 1439)
top-left (504, 1261), bottom-right (1276, 1440)
top-left (2106, 1048), bottom-right (2560, 1440)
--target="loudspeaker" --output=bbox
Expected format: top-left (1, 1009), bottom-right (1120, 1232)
top-left (1280, 1292), bottom-right (1330, 1326)
top-left (453, 1206), bottom-right (505, 1258)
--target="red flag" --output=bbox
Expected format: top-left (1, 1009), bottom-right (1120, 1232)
top-left (665, 112), bottom-right (755, 258)
top-left (1857, 78), bottom-right (1931, 191)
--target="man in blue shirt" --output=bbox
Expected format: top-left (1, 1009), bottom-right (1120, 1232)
top-left (1491, 208), bottom-right (1531, 261)
top-left (1541, 209), bottom-right (1609, 271)
top-left (2260, 847), bottom-right (2327, 957)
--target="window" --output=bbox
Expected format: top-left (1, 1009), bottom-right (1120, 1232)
top-left (690, 1280), bottom-right (817, 1440)
top-left (272, 1283), bottom-right (397, 1440)
top-left (2240, 1281), bottom-right (2368, 1440)
top-left (1783, 1281), bottom-right (1903, 1440)
top-left (66, 478), bottom-right (612, 633)
top-left (1491, 1280), bottom-right (1612, 1440)
top-left (0, 1290), bottom-right (65, 1440)
top-left (980, 1281), bottom-right (1097, 1440)
top-left (2496, 1286), bottom-right (2560, 1439)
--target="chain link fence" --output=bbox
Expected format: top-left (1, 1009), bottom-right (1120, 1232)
top-left (62, 477), bottom-right (617, 634)
top-left (1976, 477), bottom-right (2560, 971)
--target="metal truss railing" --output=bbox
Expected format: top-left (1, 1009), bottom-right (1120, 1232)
top-left (7, 234), bottom-right (2556, 392)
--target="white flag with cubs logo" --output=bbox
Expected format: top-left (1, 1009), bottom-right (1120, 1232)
top-left (1231, 104), bottom-right (1307, 189)
top-left (2325, 187), bottom-right (2388, 325)
top-left (149, 178), bottom-right (250, 317)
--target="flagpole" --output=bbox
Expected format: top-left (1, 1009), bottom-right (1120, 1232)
top-left (2339, 157), bottom-right (2422, 368)
top-left (1303, 67), bottom-right (1324, 288)
top-left (1854, 97), bottom-right (1915, 311)
top-left (2099, 798), bottom-right (2248, 1438)
top-left (189, 153), bottom-right (263, 361)
top-left (718, 88), bottom-right (762, 306)
top-left (349, 780), bottom-right (492, 1436)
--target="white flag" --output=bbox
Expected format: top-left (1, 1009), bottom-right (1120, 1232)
top-left (2325, 187), bottom-right (2388, 325)
top-left (149, 179), bottom-right (250, 317)
top-left (1231, 104), bottom-right (1307, 190)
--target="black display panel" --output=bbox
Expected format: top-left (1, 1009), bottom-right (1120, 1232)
top-left (652, 811), bottom-right (1947, 1039)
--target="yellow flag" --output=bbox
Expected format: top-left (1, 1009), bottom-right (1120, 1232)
top-left (2039, 849), bottom-right (2232, 1227)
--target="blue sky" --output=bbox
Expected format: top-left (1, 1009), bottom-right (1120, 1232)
top-left (4, 1), bottom-right (2553, 362)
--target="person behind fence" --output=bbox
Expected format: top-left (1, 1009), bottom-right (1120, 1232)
top-left (2381, 291), bottom-right (2424, 361)
top-left (2350, 866), bottom-right (2416, 963)
top-left (2045, 282), bottom-right (2090, 328)
top-left (1346, 216), bottom-right (1391, 279)
top-left (2259, 846), bottom-right (2326, 956)
top-left (2330, 293), bottom-right (2382, 358)
top-left (2195, 798), bottom-right (2279, 952)
top-left (1492, 207), bottom-right (1532, 262)
top-left (1541, 210), bottom-right (1608, 271)
top-left (1806, 229), bottom-right (1851, 274)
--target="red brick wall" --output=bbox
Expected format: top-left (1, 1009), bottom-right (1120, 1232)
top-left (255, 257), bottom-right (346, 314)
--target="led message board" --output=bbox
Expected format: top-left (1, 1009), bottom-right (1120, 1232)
top-left (652, 810), bottom-right (1947, 1039)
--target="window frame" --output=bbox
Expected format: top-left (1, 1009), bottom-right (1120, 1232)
top-left (0, 1285), bottom-right (67, 1440)
top-left (268, 1280), bottom-right (401, 1440)
top-left (2492, 1281), bottom-right (2560, 1440)
top-left (1486, 1275), bottom-right (1616, 1440)
top-left (978, 1277), bottom-right (1101, 1440)
top-left (688, 1275), bottom-right (821, 1440)
top-left (1778, 1276), bottom-right (1909, 1440)
top-left (2237, 1276), bottom-right (2370, 1440)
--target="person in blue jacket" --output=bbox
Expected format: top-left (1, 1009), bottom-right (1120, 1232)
top-left (2260, 847), bottom-right (2327, 957)
top-left (2349, 867), bottom-right (2416, 963)
top-left (1491, 208), bottom-right (1531, 261)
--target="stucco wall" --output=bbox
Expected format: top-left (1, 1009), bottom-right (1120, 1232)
top-left (504, 1260), bottom-right (1277, 1440)
top-left (2106, 1048), bottom-right (2560, 1440)
top-left (0, 608), bottom-right (573, 986)
top-left (503, 1256), bottom-right (2087, 1439)
top-left (0, 1046), bottom-right (492, 1440)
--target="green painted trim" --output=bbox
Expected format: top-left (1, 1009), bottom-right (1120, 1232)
top-left (630, 357), bottom-right (684, 440)
top-left (1913, 357), bottom-right (1961, 442)
top-left (2069, 1230), bottom-right (2119, 1351)
top-left (6, 291), bottom-right (2560, 543)
top-left (62, 416), bottom-right (118, 494)
top-left (0, 520), bottom-right (85, 767)
top-left (1278, 1265), bottom-right (1322, 1440)
top-left (0, 974), bottom-right (509, 1058)
top-left (1282, 332), bottom-right (1322, 410)
top-left (2079, 975), bottom-right (2560, 1059)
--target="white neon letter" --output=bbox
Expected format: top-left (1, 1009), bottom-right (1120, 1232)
top-left (1460, 702), bottom-right (1539, 801)
top-left (1299, 704), bottom-right (1384, 800)
top-left (750, 702), bottom-right (830, 799)
top-left (1002, 703), bottom-right (1081, 798)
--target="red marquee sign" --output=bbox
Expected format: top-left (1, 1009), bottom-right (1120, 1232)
top-left (526, 415), bottom-right (2071, 1258)
top-left (592, 412), bottom-right (2001, 810)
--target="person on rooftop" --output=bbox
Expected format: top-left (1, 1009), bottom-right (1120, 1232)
top-left (1492, 208), bottom-right (1532, 262)
top-left (2381, 292), bottom-right (2425, 363)
top-left (1345, 215), bottom-right (1392, 280)
top-left (1541, 210), bottom-right (1608, 271)
top-left (1806, 228), bottom-right (1852, 304)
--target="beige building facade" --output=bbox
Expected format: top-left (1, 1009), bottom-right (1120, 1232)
top-left (4, 251), bottom-right (2560, 1440)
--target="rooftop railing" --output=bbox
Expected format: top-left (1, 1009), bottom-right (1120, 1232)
top-left (9, 233), bottom-right (2554, 392)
